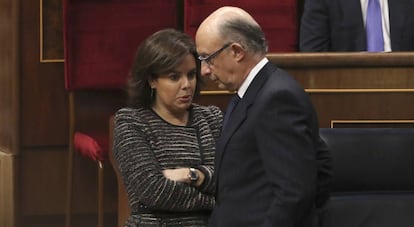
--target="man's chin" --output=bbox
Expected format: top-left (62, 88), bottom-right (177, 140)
top-left (212, 79), bottom-right (232, 91)
top-left (218, 83), bottom-right (237, 92)
top-left (217, 83), bottom-right (227, 90)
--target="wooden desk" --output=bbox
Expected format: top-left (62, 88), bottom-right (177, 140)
top-left (198, 52), bottom-right (414, 128)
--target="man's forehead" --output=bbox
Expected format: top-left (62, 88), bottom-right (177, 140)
top-left (196, 35), bottom-right (222, 53)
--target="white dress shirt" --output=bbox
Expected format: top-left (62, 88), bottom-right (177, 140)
top-left (237, 57), bottom-right (269, 98)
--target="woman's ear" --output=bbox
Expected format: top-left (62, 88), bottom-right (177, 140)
top-left (148, 78), bottom-right (156, 89)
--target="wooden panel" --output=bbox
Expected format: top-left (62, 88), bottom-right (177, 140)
top-left (309, 92), bottom-right (414, 128)
top-left (331, 120), bottom-right (414, 128)
top-left (0, 0), bottom-right (19, 154)
top-left (73, 91), bottom-right (126, 135)
top-left (20, 149), bottom-right (117, 215)
top-left (266, 53), bottom-right (414, 128)
top-left (199, 53), bottom-right (414, 129)
top-left (21, 0), bottom-right (68, 147)
top-left (268, 52), bottom-right (414, 67)
top-left (197, 94), bottom-right (231, 111)
top-left (0, 152), bottom-right (17, 227)
top-left (40, 0), bottom-right (64, 62)
top-left (20, 214), bottom-right (116, 227)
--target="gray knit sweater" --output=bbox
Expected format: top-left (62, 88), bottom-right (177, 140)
top-left (113, 104), bottom-right (223, 227)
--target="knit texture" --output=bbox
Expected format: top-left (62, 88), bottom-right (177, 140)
top-left (113, 104), bottom-right (223, 226)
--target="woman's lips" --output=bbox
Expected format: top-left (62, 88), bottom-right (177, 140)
top-left (179, 95), bottom-right (192, 102)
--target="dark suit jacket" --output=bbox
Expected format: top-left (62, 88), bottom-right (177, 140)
top-left (209, 62), bottom-right (332, 227)
top-left (300, 0), bottom-right (414, 51)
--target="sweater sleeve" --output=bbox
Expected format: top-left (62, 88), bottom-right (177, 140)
top-left (113, 109), bottom-right (215, 211)
top-left (194, 105), bottom-right (223, 194)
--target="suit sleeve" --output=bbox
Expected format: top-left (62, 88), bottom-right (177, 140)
top-left (315, 135), bottom-right (332, 208)
top-left (256, 90), bottom-right (318, 227)
top-left (300, 0), bottom-right (331, 51)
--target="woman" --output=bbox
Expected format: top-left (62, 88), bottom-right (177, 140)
top-left (113, 28), bottom-right (223, 226)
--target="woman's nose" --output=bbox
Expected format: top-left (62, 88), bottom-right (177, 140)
top-left (182, 76), bottom-right (191, 87)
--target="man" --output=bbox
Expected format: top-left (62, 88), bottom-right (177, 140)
top-left (195, 6), bottom-right (332, 227)
top-left (300, 0), bottom-right (414, 52)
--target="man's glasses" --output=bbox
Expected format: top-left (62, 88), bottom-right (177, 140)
top-left (198, 43), bottom-right (232, 65)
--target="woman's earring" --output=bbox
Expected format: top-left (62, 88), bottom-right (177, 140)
top-left (151, 88), bottom-right (155, 100)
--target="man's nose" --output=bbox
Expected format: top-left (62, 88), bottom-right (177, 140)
top-left (200, 62), bottom-right (211, 77)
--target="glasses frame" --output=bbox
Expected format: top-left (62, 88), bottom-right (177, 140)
top-left (198, 43), bottom-right (232, 65)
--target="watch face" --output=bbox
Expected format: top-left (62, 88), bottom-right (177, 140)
top-left (189, 168), bottom-right (199, 181)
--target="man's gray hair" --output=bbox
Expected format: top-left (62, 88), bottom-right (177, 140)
top-left (219, 18), bottom-right (268, 55)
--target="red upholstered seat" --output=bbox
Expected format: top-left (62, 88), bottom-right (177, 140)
top-left (64, 0), bottom-right (178, 90)
top-left (184, 0), bottom-right (298, 52)
top-left (63, 0), bottom-right (178, 226)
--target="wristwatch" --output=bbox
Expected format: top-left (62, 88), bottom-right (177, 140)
top-left (188, 167), bottom-right (199, 184)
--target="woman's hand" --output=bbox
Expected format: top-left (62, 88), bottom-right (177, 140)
top-left (162, 168), bottom-right (189, 182)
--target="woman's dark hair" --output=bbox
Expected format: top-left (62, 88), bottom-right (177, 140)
top-left (127, 28), bottom-right (201, 108)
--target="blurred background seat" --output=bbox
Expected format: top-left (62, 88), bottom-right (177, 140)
top-left (63, 0), bottom-right (179, 226)
top-left (183, 0), bottom-right (299, 52)
top-left (320, 128), bottom-right (414, 227)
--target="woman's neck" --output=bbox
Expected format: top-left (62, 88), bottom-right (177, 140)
top-left (152, 106), bottom-right (189, 126)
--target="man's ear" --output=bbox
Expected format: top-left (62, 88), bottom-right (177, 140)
top-left (231, 43), bottom-right (246, 62)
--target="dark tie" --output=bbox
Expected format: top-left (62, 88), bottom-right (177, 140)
top-left (366, 0), bottom-right (384, 52)
top-left (223, 94), bottom-right (240, 130)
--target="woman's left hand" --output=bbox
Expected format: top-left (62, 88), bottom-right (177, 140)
top-left (162, 168), bottom-right (191, 183)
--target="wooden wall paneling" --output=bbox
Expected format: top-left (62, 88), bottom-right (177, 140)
top-left (268, 53), bottom-right (414, 128)
top-left (330, 120), bottom-right (414, 128)
top-left (21, 0), bottom-right (67, 147)
top-left (308, 92), bottom-right (414, 128)
top-left (199, 53), bottom-right (414, 128)
top-left (40, 0), bottom-right (64, 62)
top-left (73, 91), bottom-right (126, 135)
top-left (197, 94), bottom-right (231, 111)
top-left (0, 153), bottom-right (17, 227)
top-left (20, 149), bottom-right (68, 215)
top-left (19, 148), bottom-right (118, 226)
top-left (20, 214), bottom-right (116, 227)
top-left (268, 52), bottom-right (414, 67)
top-left (0, 0), bottom-right (20, 154)
top-left (0, 0), bottom-right (20, 226)
top-left (17, 0), bottom-right (79, 226)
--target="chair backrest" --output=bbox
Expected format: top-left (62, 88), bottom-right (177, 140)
top-left (70, 91), bottom-right (124, 134)
top-left (183, 0), bottom-right (298, 52)
top-left (109, 115), bottom-right (131, 227)
top-left (63, 1), bottom-right (178, 218)
top-left (319, 128), bottom-right (414, 227)
top-left (63, 0), bottom-right (179, 157)
top-left (63, 0), bottom-right (179, 90)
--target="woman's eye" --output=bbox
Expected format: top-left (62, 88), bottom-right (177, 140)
top-left (187, 71), bottom-right (196, 80)
top-left (168, 74), bottom-right (180, 81)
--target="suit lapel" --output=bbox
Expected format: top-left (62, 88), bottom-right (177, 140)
top-left (215, 63), bottom-right (275, 176)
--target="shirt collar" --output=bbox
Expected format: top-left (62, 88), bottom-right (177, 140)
top-left (237, 57), bottom-right (269, 98)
